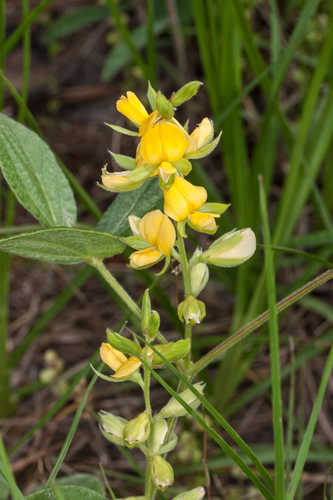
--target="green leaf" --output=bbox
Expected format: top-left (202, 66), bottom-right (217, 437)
top-left (26, 485), bottom-right (107, 500)
top-left (0, 113), bottom-right (76, 227)
top-left (32, 474), bottom-right (105, 496)
top-left (0, 228), bottom-right (125, 264)
top-left (98, 179), bottom-right (162, 236)
top-left (44, 6), bottom-right (110, 42)
top-left (55, 474), bottom-right (105, 494)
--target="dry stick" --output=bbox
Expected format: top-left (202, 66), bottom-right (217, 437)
top-left (192, 269), bottom-right (333, 376)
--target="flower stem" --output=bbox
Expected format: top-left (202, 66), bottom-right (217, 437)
top-left (176, 227), bottom-right (192, 297)
top-left (143, 357), bottom-right (154, 500)
top-left (90, 257), bottom-right (141, 319)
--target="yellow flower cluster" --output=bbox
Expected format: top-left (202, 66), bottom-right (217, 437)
top-left (101, 83), bottom-right (225, 269)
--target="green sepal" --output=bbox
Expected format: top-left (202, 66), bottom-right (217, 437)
top-left (147, 81), bottom-right (157, 110)
top-left (156, 91), bottom-right (174, 119)
top-left (184, 131), bottom-right (222, 159)
top-left (170, 81), bottom-right (203, 107)
top-left (105, 122), bottom-right (138, 136)
top-left (151, 339), bottom-right (190, 366)
top-left (177, 220), bottom-right (187, 238)
top-left (198, 202), bottom-right (230, 215)
top-left (121, 235), bottom-right (152, 250)
top-left (109, 150), bottom-right (136, 170)
top-left (172, 158), bottom-right (192, 176)
top-left (106, 329), bottom-right (141, 356)
top-left (90, 363), bottom-right (143, 386)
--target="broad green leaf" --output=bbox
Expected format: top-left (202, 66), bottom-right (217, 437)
top-left (44, 6), bottom-right (110, 42)
top-left (26, 485), bottom-right (106, 500)
top-left (56, 474), bottom-right (105, 494)
top-left (98, 178), bottom-right (162, 236)
top-left (0, 113), bottom-right (76, 227)
top-left (0, 228), bottom-right (124, 264)
top-left (32, 474), bottom-right (105, 496)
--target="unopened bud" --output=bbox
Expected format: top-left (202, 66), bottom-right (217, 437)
top-left (178, 296), bottom-right (206, 326)
top-left (190, 262), bottom-right (209, 297)
top-left (151, 418), bottom-right (168, 455)
top-left (101, 164), bottom-right (155, 193)
top-left (170, 81), bottom-right (203, 107)
top-left (152, 339), bottom-right (190, 366)
top-left (106, 329), bottom-right (140, 357)
top-left (152, 456), bottom-right (174, 490)
top-left (123, 411), bottom-right (150, 448)
top-left (99, 410), bottom-right (127, 446)
top-left (141, 288), bottom-right (152, 334)
top-left (172, 487), bottom-right (205, 500)
top-left (156, 91), bottom-right (174, 119)
top-left (159, 382), bottom-right (205, 418)
top-left (201, 228), bottom-right (256, 268)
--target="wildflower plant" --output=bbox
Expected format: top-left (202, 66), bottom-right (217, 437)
top-left (2, 78), bottom-right (332, 499)
top-left (93, 81), bottom-right (256, 499)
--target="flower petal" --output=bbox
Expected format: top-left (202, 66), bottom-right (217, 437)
top-left (100, 342), bottom-right (127, 372)
top-left (113, 356), bottom-right (142, 379)
top-left (129, 247), bottom-right (162, 268)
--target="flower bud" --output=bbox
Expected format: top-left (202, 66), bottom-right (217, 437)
top-left (152, 339), bottom-right (190, 366)
top-left (123, 411), bottom-right (150, 448)
top-left (178, 296), bottom-right (206, 326)
top-left (156, 91), bottom-right (174, 119)
top-left (141, 288), bottom-right (152, 334)
top-left (101, 164), bottom-right (155, 193)
top-left (151, 418), bottom-right (168, 455)
top-left (116, 91), bottom-right (148, 126)
top-left (170, 81), bottom-right (203, 107)
top-left (187, 118), bottom-right (214, 153)
top-left (106, 329), bottom-right (141, 357)
top-left (201, 228), bottom-right (256, 267)
top-left (99, 410), bottom-right (127, 446)
top-left (159, 382), bottom-right (205, 418)
top-left (152, 456), bottom-right (174, 490)
top-left (172, 487), bottom-right (205, 500)
top-left (190, 262), bottom-right (209, 297)
top-left (148, 310), bottom-right (160, 341)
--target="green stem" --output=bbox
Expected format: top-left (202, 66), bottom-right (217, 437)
top-left (0, 191), bottom-right (16, 417)
top-left (143, 363), bottom-right (154, 500)
top-left (192, 269), bottom-right (333, 376)
top-left (90, 258), bottom-right (141, 319)
top-left (176, 227), bottom-right (192, 297)
top-left (18, 0), bottom-right (30, 122)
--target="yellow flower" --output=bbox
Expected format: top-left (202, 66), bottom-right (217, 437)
top-left (163, 176), bottom-right (207, 222)
top-left (186, 118), bottom-right (214, 153)
top-left (100, 342), bottom-right (142, 379)
top-left (116, 91), bottom-right (149, 126)
top-left (188, 211), bottom-right (220, 234)
top-left (129, 210), bottom-right (176, 269)
top-left (138, 121), bottom-right (188, 166)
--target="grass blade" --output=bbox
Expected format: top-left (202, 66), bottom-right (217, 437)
top-left (287, 345), bottom-right (333, 499)
top-left (259, 176), bottom-right (285, 497)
